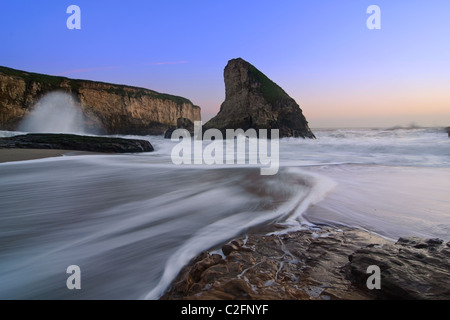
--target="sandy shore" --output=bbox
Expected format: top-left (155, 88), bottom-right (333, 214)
top-left (0, 149), bottom-right (96, 163)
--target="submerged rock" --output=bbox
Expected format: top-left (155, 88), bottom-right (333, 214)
top-left (0, 133), bottom-right (153, 153)
top-left (203, 58), bottom-right (315, 139)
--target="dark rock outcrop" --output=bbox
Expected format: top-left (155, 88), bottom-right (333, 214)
top-left (0, 133), bottom-right (153, 153)
top-left (348, 237), bottom-right (450, 300)
top-left (164, 117), bottom-right (195, 139)
top-left (0, 66), bottom-right (201, 135)
top-left (161, 227), bottom-right (390, 300)
top-left (203, 58), bottom-right (315, 139)
top-left (446, 127), bottom-right (450, 137)
top-left (161, 226), bottom-right (449, 300)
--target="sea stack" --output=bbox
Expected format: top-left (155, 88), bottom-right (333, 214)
top-left (446, 127), bottom-right (450, 137)
top-left (203, 58), bottom-right (315, 139)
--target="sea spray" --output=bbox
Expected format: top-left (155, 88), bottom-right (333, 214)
top-left (18, 91), bottom-right (87, 134)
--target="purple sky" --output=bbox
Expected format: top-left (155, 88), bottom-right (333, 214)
top-left (1, 0), bottom-right (449, 128)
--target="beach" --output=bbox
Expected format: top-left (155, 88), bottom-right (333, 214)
top-left (0, 149), bottom-right (104, 164)
top-left (0, 149), bottom-right (69, 163)
top-left (0, 128), bottom-right (449, 299)
top-left (2, 0), bottom-right (450, 304)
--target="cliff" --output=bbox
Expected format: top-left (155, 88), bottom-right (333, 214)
top-left (0, 66), bottom-right (201, 135)
top-left (203, 58), bottom-right (315, 138)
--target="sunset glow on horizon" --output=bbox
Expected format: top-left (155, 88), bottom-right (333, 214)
top-left (1, 0), bottom-right (449, 128)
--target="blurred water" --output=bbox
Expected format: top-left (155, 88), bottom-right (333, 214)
top-left (0, 127), bottom-right (449, 299)
top-left (0, 156), bottom-right (331, 299)
top-left (304, 165), bottom-right (450, 241)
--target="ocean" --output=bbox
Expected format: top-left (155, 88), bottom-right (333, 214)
top-left (0, 127), bottom-right (449, 299)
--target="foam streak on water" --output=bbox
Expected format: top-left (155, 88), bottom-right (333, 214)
top-left (0, 157), bottom-right (331, 299)
top-left (0, 127), bottom-right (449, 299)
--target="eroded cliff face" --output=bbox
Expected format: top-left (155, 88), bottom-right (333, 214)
top-left (0, 66), bottom-right (201, 135)
top-left (203, 58), bottom-right (315, 138)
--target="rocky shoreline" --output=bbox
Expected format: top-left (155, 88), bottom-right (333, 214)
top-left (161, 225), bottom-right (450, 300)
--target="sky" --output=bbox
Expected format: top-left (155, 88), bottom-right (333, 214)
top-left (1, 0), bottom-right (449, 128)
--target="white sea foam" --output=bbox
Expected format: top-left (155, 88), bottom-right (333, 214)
top-left (143, 168), bottom-right (334, 300)
top-left (17, 92), bottom-right (87, 134)
top-left (0, 127), bottom-right (449, 299)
